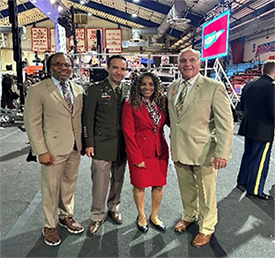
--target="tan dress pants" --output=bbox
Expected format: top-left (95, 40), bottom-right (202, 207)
top-left (175, 162), bottom-right (217, 235)
top-left (90, 159), bottom-right (126, 222)
top-left (41, 150), bottom-right (81, 228)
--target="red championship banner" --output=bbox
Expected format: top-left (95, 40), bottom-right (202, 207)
top-left (69, 28), bottom-right (86, 53)
top-left (49, 28), bottom-right (56, 52)
top-left (86, 28), bottom-right (103, 52)
top-left (105, 28), bottom-right (122, 53)
top-left (31, 27), bottom-right (48, 52)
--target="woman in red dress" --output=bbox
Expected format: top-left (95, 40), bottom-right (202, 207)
top-left (122, 72), bottom-right (169, 233)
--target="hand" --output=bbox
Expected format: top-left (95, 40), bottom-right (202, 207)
top-left (86, 147), bottom-right (94, 158)
top-left (212, 157), bottom-right (228, 170)
top-left (135, 161), bottom-right (146, 168)
top-left (38, 152), bottom-right (54, 166)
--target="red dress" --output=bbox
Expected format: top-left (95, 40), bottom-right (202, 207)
top-left (122, 100), bottom-right (169, 187)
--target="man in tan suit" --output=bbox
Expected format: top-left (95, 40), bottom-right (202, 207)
top-left (167, 49), bottom-right (233, 247)
top-left (24, 53), bottom-right (84, 246)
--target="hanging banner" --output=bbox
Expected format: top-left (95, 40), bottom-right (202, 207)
top-left (87, 28), bottom-right (103, 52)
top-left (31, 27), bottom-right (48, 52)
top-left (201, 10), bottom-right (230, 60)
top-left (50, 28), bottom-right (56, 52)
top-left (105, 28), bottom-right (122, 53)
top-left (69, 28), bottom-right (86, 53)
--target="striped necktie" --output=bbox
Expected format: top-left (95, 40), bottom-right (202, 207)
top-left (175, 80), bottom-right (189, 116)
top-left (60, 82), bottom-right (73, 113)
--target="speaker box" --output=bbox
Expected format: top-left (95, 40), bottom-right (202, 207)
top-left (74, 14), bottom-right (88, 24)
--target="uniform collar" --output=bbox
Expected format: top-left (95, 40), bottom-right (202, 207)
top-left (108, 77), bottom-right (121, 91)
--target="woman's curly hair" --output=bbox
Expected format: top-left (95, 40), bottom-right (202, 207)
top-left (129, 72), bottom-right (166, 111)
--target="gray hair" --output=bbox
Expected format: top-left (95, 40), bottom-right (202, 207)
top-left (178, 48), bottom-right (201, 63)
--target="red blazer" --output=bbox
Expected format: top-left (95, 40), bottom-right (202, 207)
top-left (122, 100), bottom-right (169, 166)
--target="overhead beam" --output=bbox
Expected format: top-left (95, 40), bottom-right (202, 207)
top-left (230, 2), bottom-right (275, 27)
top-left (0, 2), bottom-right (35, 18)
top-left (0, 26), bottom-right (12, 33)
top-left (70, 0), bottom-right (159, 27)
top-left (123, 0), bottom-right (170, 14)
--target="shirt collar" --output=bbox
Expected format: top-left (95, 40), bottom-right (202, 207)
top-left (108, 77), bottom-right (121, 91)
top-left (51, 76), bottom-right (69, 87)
top-left (181, 73), bottom-right (200, 87)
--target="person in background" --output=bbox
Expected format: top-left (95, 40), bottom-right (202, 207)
top-left (237, 60), bottom-right (275, 200)
top-left (24, 52), bottom-right (84, 246)
top-left (167, 48), bottom-right (233, 247)
top-left (83, 55), bottom-right (127, 236)
top-left (122, 72), bottom-right (169, 233)
top-left (1, 74), bottom-right (13, 109)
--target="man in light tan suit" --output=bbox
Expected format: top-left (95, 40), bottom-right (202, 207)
top-left (167, 49), bottom-right (233, 247)
top-left (24, 53), bottom-right (84, 246)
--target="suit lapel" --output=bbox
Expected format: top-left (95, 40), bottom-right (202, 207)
top-left (46, 78), bottom-right (72, 113)
top-left (70, 81), bottom-right (80, 114)
top-left (178, 74), bottom-right (204, 119)
top-left (170, 78), bottom-right (182, 115)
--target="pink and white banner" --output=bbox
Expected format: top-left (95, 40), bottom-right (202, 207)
top-left (87, 28), bottom-right (103, 52)
top-left (31, 27), bottom-right (48, 52)
top-left (49, 28), bottom-right (56, 52)
top-left (105, 28), bottom-right (122, 53)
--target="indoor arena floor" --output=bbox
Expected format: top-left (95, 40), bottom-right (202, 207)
top-left (0, 123), bottom-right (274, 258)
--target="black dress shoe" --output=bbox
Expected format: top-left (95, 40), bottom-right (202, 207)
top-left (246, 193), bottom-right (273, 201)
top-left (149, 216), bottom-right (166, 232)
top-left (236, 184), bottom-right (246, 192)
top-left (136, 217), bottom-right (149, 233)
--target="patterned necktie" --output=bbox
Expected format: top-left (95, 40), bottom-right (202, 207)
top-left (175, 80), bottom-right (189, 116)
top-left (60, 82), bottom-right (73, 113)
top-left (115, 86), bottom-right (122, 101)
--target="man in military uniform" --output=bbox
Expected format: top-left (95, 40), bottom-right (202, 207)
top-left (83, 55), bottom-right (127, 235)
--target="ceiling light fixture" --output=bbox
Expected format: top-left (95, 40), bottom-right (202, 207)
top-left (132, 13), bottom-right (137, 17)
top-left (133, 0), bottom-right (140, 3)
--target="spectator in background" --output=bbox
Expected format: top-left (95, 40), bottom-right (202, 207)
top-left (122, 72), bottom-right (169, 233)
top-left (1, 74), bottom-right (13, 109)
top-left (237, 60), bottom-right (275, 200)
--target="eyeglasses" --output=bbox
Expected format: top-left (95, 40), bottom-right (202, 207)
top-left (51, 63), bottom-right (72, 68)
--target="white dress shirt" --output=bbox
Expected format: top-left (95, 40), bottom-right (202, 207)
top-left (174, 73), bottom-right (200, 106)
top-left (51, 76), bottom-right (74, 104)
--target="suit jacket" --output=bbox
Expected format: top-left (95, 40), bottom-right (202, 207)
top-left (24, 78), bottom-right (84, 156)
top-left (122, 100), bottom-right (169, 165)
top-left (167, 74), bottom-right (233, 165)
top-left (83, 78), bottom-right (126, 161)
top-left (238, 74), bottom-right (275, 142)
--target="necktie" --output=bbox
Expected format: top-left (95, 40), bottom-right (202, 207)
top-left (60, 82), bottom-right (73, 113)
top-left (115, 86), bottom-right (122, 101)
top-left (175, 81), bottom-right (189, 116)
